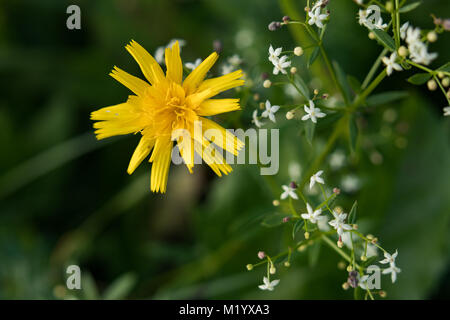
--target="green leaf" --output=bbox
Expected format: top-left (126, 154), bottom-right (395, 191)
top-left (348, 115), bottom-right (358, 153)
top-left (102, 273), bottom-right (137, 300)
top-left (304, 120), bottom-right (316, 145)
top-left (333, 61), bottom-right (352, 102)
top-left (292, 219), bottom-right (305, 239)
top-left (407, 73), bottom-right (432, 85)
top-left (261, 212), bottom-right (286, 227)
top-left (437, 62), bottom-right (450, 73)
top-left (348, 201), bottom-right (357, 224)
top-left (308, 241), bottom-right (321, 267)
top-left (347, 75), bottom-right (362, 94)
top-left (372, 29), bottom-right (396, 51)
top-left (308, 47), bottom-right (320, 68)
top-left (366, 91), bottom-right (408, 106)
top-left (294, 75), bottom-right (310, 99)
top-left (399, 1), bottom-right (421, 13)
top-left (82, 272), bottom-right (100, 300)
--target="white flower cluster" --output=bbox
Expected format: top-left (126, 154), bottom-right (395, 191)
top-left (308, 1), bottom-right (329, 29)
top-left (252, 100), bottom-right (280, 128)
top-left (358, 8), bottom-right (387, 30)
top-left (268, 45), bottom-right (291, 75)
top-left (221, 54), bottom-right (243, 75)
top-left (402, 22), bottom-right (437, 66)
top-left (380, 250), bottom-right (401, 283)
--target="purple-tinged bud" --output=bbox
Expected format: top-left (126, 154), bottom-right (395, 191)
top-left (258, 251), bottom-right (266, 259)
top-left (347, 270), bottom-right (359, 288)
top-left (282, 16), bottom-right (291, 23)
top-left (333, 187), bottom-right (341, 194)
top-left (213, 40), bottom-right (223, 54)
top-left (289, 181), bottom-right (298, 189)
top-left (261, 72), bottom-right (269, 80)
top-left (283, 217), bottom-right (290, 223)
top-left (444, 19), bottom-right (450, 31)
top-left (268, 21), bottom-right (281, 31)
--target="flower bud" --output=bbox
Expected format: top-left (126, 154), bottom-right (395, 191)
top-left (246, 264), bottom-right (253, 271)
top-left (346, 265), bottom-right (353, 272)
top-left (333, 187), bottom-right (341, 194)
top-left (398, 46), bottom-right (408, 57)
top-left (304, 231), bottom-right (310, 239)
top-left (379, 290), bottom-right (387, 298)
top-left (268, 21), bottom-right (282, 31)
top-left (289, 181), bottom-right (298, 189)
top-left (283, 216), bottom-right (290, 223)
top-left (284, 261), bottom-right (290, 267)
top-left (273, 199), bottom-right (280, 206)
top-left (253, 93), bottom-right (260, 101)
top-left (263, 79), bottom-right (272, 88)
top-left (282, 15), bottom-right (291, 23)
top-left (368, 32), bottom-right (375, 40)
top-left (427, 31), bottom-right (438, 43)
top-left (290, 67), bottom-right (297, 74)
top-left (427, 79), bottom-right (437, 91)
top-left (298, 244), bottom-right (307, 252)
top-left (270, 266), bottom-right (276, 274)
top-left (385, 1), bottom-right (393, 12)
top-left (361, 255), bottom-right (367, 261)
top-left (286, 111), bottom-right (294, 120)
top-left (337, 240), bottom-right (344, 248)
top-left (258, 251), bottom-right (266, 259)
top-left (442, 77), bottom-right (450, 87)
top-left (342, 282), bottom-right (350, 290)
top-left (314, 89), bottom-right (319, 95)
top-left (294, 46), bottom-right (304, 56)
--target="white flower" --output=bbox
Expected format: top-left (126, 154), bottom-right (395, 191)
top-left (312, 0), bottom-right (326, 10)
top-left (301, 100), bottom-right (326, 123)
top-left (185, 58), bottom-right (202, 70)
top-left (406, 26), bottom-right (421, 46)
top-left (409, 42), bottom-right (437, 66)
top-left (358, 9), bottom-right (369, 27)
top-left (227, 54), bottom-right (242, 66)
top-left (252, 110), bottom-right (264, 128)
top-left (221, 63), bottom-right (235, 75)
top-left (301, 203), bottom-right (323, 224)
top-left (258, 277), bottom-right (280, 291)
top-left (308, 7), bottom-right (328, 28)
top-left (329, 150), bottom-right (346, 170)
top-left (268, 45), bottom-right (282, 63)
top-left (383, 265), bottom-right (401, 283)
top-left (341, 174), bottom-right (360, 193)
top-left (309, 170), bottom-right (325, 190)
top-left (359, 274), bottom-right (370, 290)
top-left (317, 215), bottom-right (330, 231)
top-left (400, 22), bottom-right (409, 40)
top-left (328, 210), bottom-right (352, 236)
top-left (154, 39), bottom-right (186, 64)
top-left (444, 107), bottom-right (450, 116)
top-left (379, 250), bottom-right (398, 265)
top-left (272, 55), bottom-right (291, 75)
top-left (261, 100), bottom-right (280, 123)
top-left (280, 185), bottom-right (298, 200)
top-left (382, 52), bottom-right (402, 76)
top-left (373, 18), bottom-right (388, 30)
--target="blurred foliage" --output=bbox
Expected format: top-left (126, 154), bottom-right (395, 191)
top-left (0, 0), bottom-right (449, 299)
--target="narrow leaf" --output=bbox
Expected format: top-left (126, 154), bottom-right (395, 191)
top-left (437, 62), bottom-right (450, 73)
top-left (407, 73), bottom-right (432, 85)
top-left (347, 75), bottom-right (362, 94)
top-left (102, 273), bottom-right (137, 300)
top-left (308, 47), bottom-right (320, 68)
top-left (333, 61), bottom-right (352, 102)
top-left (305, 120), bottom-right (316, 145)
top-left (292, 219), bottom-right (305, 239)
top-left (372, 29), bottom-right (396, 51)
top-left (399, 1), bottom-right (421, 13)
top-left (348, 115), bottom-right (358, 153)
top-left (366, 91), bottom-right (408, 106)
top-left (349, 200), bottom-right (358, 224)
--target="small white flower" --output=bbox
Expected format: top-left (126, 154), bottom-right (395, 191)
top-left (154, 39), bottom-right (186, 64)
top-left (309, 170), bottom-right (325, 190)
top-left (406, 26), bottom-right (421, 46)
top-left (359, 274), bottom-right (370, 290)
top-left (409, 42), bottom-right (438, 66)
top-left (373, 18), bottom-right (388, 30)
top-left (400, 22), bottom-right (409, 40)
top-left (301, 203), bottom-right (323, 224)
top-left (227, 54), bottom-right (242, 66)
top-left (261, 100), bottom-right (280, 123)
top-left (272, 55), bottom-right (291, 75)
top-left (328, 210), bottom-right (352, 236)
top-left (444, 107), bottom-right (450, 116)
top-left (258, 277), bottom-right (280, 291)
top-left (252, 110), bottom-right (264, 128)
top-left (382, 52), bottom-right (402, 76)
top-left (221, 63), bottom-right (234, 75)
top-left (301, 100), bottom-right (326, 123)
top-left (308, 7), bottom-right (328, 28)
top-left (185, 58), bottom-right (202, 70)
top-left (379, 250), bottom-right (398, 265)
top-left (358, 9), bottom-right (369, 27)
top-left (383, 265), bottom-right (401, 283)
top-left (268, 45), bottom-right (282, 63)
top-left (280, 185), bottom-right (298, 200)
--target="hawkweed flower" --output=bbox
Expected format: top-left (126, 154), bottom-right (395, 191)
top-left (301, 203), bottom-right (323, 224)
top-left (91, 40), bottom-right (244, 193)
top-left (382, 52), bottom-right (402, 76)
top-left (302, 100), bottom-right (326, 123)
top-left (309, 170), bottom-right (325, 190)
top-left (281, 184), bottom-right (298, 200)
top-left (258, 277), bottom-right (279, 291)
top-left (261, 100), bottom-right (280, 123)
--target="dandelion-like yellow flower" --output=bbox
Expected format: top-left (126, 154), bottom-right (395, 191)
top-left (91, 40), bottom-right (244, 193)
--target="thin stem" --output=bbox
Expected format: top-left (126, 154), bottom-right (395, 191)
top-left (361, 47), bottom-right (389, 90)
top-left (352, 70), bottom-right (387, 110)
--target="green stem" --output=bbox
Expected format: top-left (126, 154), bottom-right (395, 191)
top-left (361, 48), bottom-right (389, 90)
top-left (352, 70), bottom-right (387, 110)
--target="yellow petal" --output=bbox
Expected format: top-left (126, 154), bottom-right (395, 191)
top-left (196, 98), bottom-right (240, 116)
top-left (176, 135), bottom-right (194, 173)
top-left (109, 66), bottom-right (150, 96)
top-left (197, 69), bottom-right (244, 98)
top-left (193, 139), bottom-right (232, 177)
top-left (183, 52), bottom-right (218, 95)
top-left (150, 138), bottom-right (173, 193)
top-left (127, 137), bottom-right (155, 174)
top-left (185, 89), bottom-right (212, 109)
top-left (125, 40), bottom-right (165, 85)
top-left (200, 118), bottom-right (244, 156)
top-left (165, 41), bottom-right (183, 84)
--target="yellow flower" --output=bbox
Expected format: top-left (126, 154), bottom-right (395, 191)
top-left (91, 40), bottom-right (244, 193)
